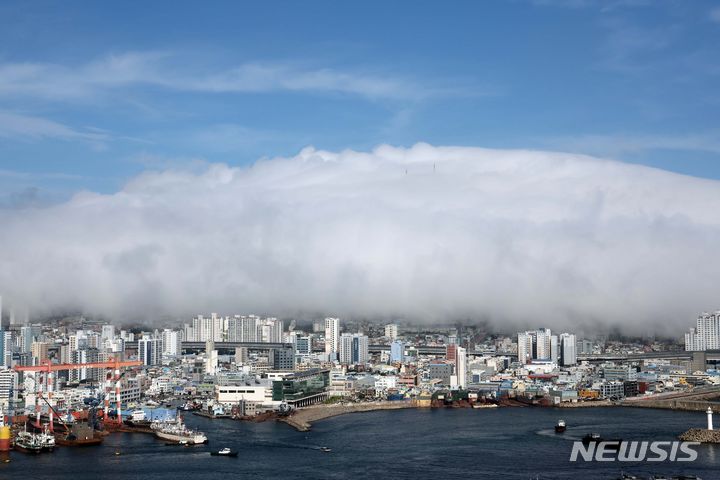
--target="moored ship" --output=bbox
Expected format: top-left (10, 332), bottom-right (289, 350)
top-left (151, 416), bottom-right (207, 445)
top-left (124, 409), bottom-right (152, 427)
top-left (13, 431), bottom-right (43, 454)
top-left (55, 423), bottom-right (104, 447)
top-left (178, 401), bottom-right (201, 412)
top-left (39, 427), bottom-right (56, 452)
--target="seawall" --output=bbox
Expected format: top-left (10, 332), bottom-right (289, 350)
top-left (280, 401), bottom-right (416, 431)
top-left (679, 428), bottom-right (720, 443)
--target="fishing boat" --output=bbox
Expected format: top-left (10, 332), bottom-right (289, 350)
top-left (13, 431), bottom-right (43, 454)
top-left (151, 416), bottom-right (207, 445)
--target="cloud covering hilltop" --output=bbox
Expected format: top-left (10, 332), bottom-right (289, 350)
top-left (1, 144), bottom-right (719, 334)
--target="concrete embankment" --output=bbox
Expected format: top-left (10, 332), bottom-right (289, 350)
top-left (280, 401), bottom-right (417, 431)
top-left (555, 400), bottom-right (614, 408)
top-left (623, 397), bottom-right (720, 412)
top-left (679, 428), bottom-right (720, 443)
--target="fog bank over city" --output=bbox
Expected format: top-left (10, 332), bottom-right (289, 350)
top-left (1, 143), bottom-right (719, 334)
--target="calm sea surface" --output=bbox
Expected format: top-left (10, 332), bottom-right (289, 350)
top-left (1, 407), bottom-right (717, 479)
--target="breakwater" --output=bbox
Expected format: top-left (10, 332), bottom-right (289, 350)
top-left (280, 401), bottom-right (416, 431)
top-left (679, 428), bottom-right (720, 443)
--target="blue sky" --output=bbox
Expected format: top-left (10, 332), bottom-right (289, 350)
top-left (1, 0), bottom-right (719, 206)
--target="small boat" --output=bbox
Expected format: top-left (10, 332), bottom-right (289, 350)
top-left (210, 447), bottom-right (238, 457)
top-left (320, 447), bottom-right (332, 453)
top-left (555, 419), bottom-right (566, 433)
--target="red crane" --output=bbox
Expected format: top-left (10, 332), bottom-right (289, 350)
top-left (15, 358), bottom-right (142, 430)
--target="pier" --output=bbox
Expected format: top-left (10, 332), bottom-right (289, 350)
top-left (280, 401), bottom-right (417, 431)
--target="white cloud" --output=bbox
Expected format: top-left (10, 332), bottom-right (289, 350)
top-left (0, 111), bottom-right (109, 143)
top-left (1, 144), bottom-right (719, 334)
top-left (0, 52), bottom-right (451, 102)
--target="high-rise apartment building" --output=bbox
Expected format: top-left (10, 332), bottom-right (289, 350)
top-left (258, 318), bottom-right (283, 343)
top-left (455, 346), bottom-right (467, 389)
top-left (30, 341), bottom-right (49, 364)
top-left (0, 368), bottom-right (18, 409)
top-left (535, 328), bottom-right (553, 360)
top-left (339, 333), bottom-right (368, 365)
top-left (325, 317), bottom-right (340, 360)
top-left (384, 324), bottom-right (398, 340)
top-left (559, 333), bottom-right (577, 366)
top-left (517, 331), bottom-right (534, 363)
top-left (560, 333), bottom-right (577, 367)
top-left (138, 337), bottom-right (160, 366)
top-left (685, 311), bottom-right (720, 351)
top-left (161, 329), bottom-right (181, 356)
top-left (517, 328), bottom-right (565, 363)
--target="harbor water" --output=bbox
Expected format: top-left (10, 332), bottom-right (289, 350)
top-left (0, 407), bottom-right (717, 479)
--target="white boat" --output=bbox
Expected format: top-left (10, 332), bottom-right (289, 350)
top-left (151, 417), bottom-right (207, 445)
top-left (210, 447), bottom-right (238, 457)
top-left (14, 430), bottom-right (43, 454)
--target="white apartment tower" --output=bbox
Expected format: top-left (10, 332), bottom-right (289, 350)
top-left (161, 329), bottom-right (182, 356)
top-left (258, 318), bottom-right (283, 343)
top-left (456, 346), bottom-right (467, 389)
top-left (517, 332), bottom-right (534, 364)
top-left (384, 324), bottom-right (398, 341)
top-left (685, 311), bottom-right (720, 351)
top-left (517, 328), bottom-right (561, 363)
top-left (535, 328), bottom-right (553, 360)
top-left (325, 317), bottom-right (340, 359)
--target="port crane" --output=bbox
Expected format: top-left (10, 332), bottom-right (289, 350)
top-left (15, 358), bottom-right (142, 430)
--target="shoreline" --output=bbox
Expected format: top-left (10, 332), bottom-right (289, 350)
top-left (278, 397), bottom-right (711, 431)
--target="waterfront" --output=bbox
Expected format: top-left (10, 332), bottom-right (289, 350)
top-left (0, 407), bottom-right (716, 480)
